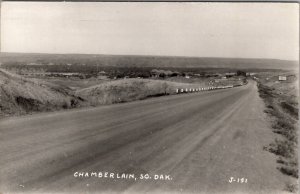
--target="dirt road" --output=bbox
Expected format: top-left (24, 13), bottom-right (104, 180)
top-left (0, 81), bottom-right (290, 193)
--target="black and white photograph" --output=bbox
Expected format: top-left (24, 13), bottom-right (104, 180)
top-left (0, 1), bottom-right (299, 193)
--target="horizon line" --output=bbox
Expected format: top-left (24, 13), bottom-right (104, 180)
top-left (1, 51), bottom-right (298, 62)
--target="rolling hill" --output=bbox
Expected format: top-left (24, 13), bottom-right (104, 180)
top-left (0, 52), bottom-right (298, 70)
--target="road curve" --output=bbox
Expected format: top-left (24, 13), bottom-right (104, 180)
top-left (0, 81), bottom-right (290, 193)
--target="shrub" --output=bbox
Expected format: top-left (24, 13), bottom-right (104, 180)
top-left (268, 139), bottom-right (295, 158)
top-left (281, 101), bottom-right (298, 117)
top-left (15, 96), bottom-right (41, 112)
top-left (279, 166), bottom-right (298, 178)
top-left (62, 101), bottom-right (70, 109)
top-left (285, 183), bottom-right (298, 193)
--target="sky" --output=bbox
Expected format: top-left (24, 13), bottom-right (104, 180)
top-left (1, 2), bottom-right (299, 61)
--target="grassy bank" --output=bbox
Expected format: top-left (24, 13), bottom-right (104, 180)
top-left (257, 72), bottom-right (298, 192)
top-left (0, 69), bottom-right (85, 118)
top-left (75, 78), bottom-right (206, 106)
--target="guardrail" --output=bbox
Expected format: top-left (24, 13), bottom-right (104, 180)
top-left (176, 85), bottom-right (234, 94)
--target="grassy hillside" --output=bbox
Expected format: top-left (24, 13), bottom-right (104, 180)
top-left (257, 71), bottom-right (299, 192)
top-left (0, 69), bottom-right (84, 117)
top-left (76, 78), bottom-right (207, 106)
top-left (1, 52), bottom-right (298, 70)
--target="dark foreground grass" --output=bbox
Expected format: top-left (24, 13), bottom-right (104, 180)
top-left (257, 81), bottom-right (298, 192)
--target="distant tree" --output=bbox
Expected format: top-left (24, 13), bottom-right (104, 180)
top-left (237, 70), bottom-right (247, 77)
top-left (200, 72), bottom-right (206, 77)
top-left (116, 74), bottom-right (124, 79)
top-left (138, 72), bottom-right (150, 78)
top-left (159, 73), bottom-right (166, 78)
top-left (170, 72), bottom-right (178, 77)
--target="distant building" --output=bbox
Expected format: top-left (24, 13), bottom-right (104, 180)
top-left (225, 72), bottom-right (236, 77)
top-left (97, 75), bottom-right (109, 80)
top-left (98, 71), bottom-right (106, 75)
top-left (185, 75), bottom-right (190, 79)
top-left (279, 76), bottom-right (287, 81)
